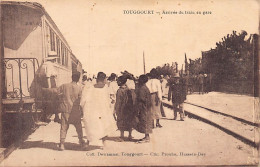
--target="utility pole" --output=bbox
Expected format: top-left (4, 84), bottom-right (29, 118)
top-left (253, 34), bottom-right (259, 97)
top-left (143, 51), bottom-right (146, 74)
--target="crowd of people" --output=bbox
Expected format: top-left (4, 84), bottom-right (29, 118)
top-left (54, 68), bottom-right (191, 151)
top-left (184, 73), bottom-right (212, 95)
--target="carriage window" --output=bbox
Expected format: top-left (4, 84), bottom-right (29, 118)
top-left (54, 33), bottom-right (57, 51)
top-left (61, 43), bottom-right (65, 66)
top-left (65, 49), bottom-right (68, 67)
top-left (72, 61), bottom-right (77, 74)
top-left (50, 29), bottom-right (56, 51)
top-left (64, 48), bottom-right (66, 66)
top-left (56, 38), bottom-right (61, 63)
top-left (45, 24), bottom-right (51, 53)
top-left (67, 52), bottom-right (70, 67)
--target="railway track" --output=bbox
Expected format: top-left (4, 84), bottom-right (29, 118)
top-left (162, 100), bottom-right (259, 148)
top-left (184, 102), bottom-right (258, 127)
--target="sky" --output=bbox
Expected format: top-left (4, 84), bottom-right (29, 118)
top-left (5, 0), bottom-right (259, 76)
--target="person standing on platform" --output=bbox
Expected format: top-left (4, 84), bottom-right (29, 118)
top-left (80, 72), bottom-right (116, 148)
top-left (168, 73), bottom-right (187, 121)
top-left (115, 76), bottom-right (135, 141)
top-left (204, 73), bottom-right (210, 94)
top-left (146, 68), bottom-right (163, 128)
top-left (161, 75), bottom-right (169, 98)
top-left (134, 74), bottom-right (153, 143)
top-left (81, 74), bottom-right (88, 87)
top-left (57, 72), bottom-right (85, 151)
top-left (198, 72), bottom-right (204, 94)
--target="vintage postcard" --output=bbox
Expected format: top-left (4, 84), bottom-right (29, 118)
top-left (0, 0), bottom-right (259, 166)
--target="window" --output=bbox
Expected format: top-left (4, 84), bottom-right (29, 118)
top-left (61, 43), bottom-right (65, 66)
top-left (56, 37), bottom-right (61, 63)
top-left (50, 29), bottom-right (56, 51)
top-left (45, 22), bottom-right (69, 68)
top-left (45, 24), bottom-right (51, 54)
top-left (65, 49), bottom-right (68, 67)
top-left (67, 52), bottom-right (70, 67)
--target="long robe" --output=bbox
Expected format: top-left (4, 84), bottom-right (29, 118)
top-left (80, 84), bottom-right (116, 144)
top-left (134, 85), bottom-right (153, 134)
top-left (115, 86), bottom-right (135, 131)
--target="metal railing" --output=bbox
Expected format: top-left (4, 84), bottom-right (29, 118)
top-left (3, 58), bottom-right (40, 100)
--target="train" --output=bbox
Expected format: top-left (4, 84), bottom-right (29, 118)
top-left (0, 1), bottom-right (82, 147)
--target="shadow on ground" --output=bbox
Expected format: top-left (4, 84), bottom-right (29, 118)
top-left (19, 140), bottom-right (101, 151)
top-left (103, 136), bottom-right (140, 143)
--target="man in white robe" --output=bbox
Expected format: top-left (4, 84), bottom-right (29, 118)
top-left (80, 72), bottom-right (116, 147)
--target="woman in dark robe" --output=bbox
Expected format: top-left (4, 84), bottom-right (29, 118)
top-left (115, 76), bottom-right (135, 141)
top-left (134, 74), bottom-right (153, 143)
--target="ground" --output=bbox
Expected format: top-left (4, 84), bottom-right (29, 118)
top-left (186, 92), bottom-right (256, 122)
top-left (0, 105), bottom-right (257, 166)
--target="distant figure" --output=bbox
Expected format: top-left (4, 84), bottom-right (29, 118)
top-left (146, 68), bottom-right (163, 128)
top-left (161, 75), bottom-right (169, 98)
top-left (115, 76), bottom-right (135, 141)
top-left (82, 75), bottom-right (88, 86)
top-left (203, 74), bottom-right (209, 94)
top-left (198, 73), bottom-right (204, 94)
top-left (81, 74), bottom-right (92, 89)
top-left (134, 74), bottom-right (153, 143)
top-left (57, 72), bottom-right (85, 151)
top-left (80, 72), bottom-right (116, 148)
top-left (168, 73), bottom-right (187, 121)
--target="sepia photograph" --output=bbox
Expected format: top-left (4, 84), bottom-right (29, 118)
top-left (0, 0), bottom-right (259, 166)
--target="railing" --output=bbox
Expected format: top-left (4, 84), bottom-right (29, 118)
top-left (3, 58), bottom-right (40, 100)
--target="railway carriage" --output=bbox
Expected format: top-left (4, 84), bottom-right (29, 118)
top-left (0, 1), bottom-right (82, 146)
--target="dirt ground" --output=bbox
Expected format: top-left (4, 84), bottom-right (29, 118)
top-left (186, 92), bottom-right (256, 122)
top-left (0, 107), bottom-right (257, 166)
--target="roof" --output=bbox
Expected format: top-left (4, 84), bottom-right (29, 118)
top-left (0, 1), bottom-right (71, 49)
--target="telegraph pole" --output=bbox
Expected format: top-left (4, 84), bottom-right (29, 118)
top-left (143, 51), bottom-right (146, 74)
top-left (253, 34), bottom-right (259, 97)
